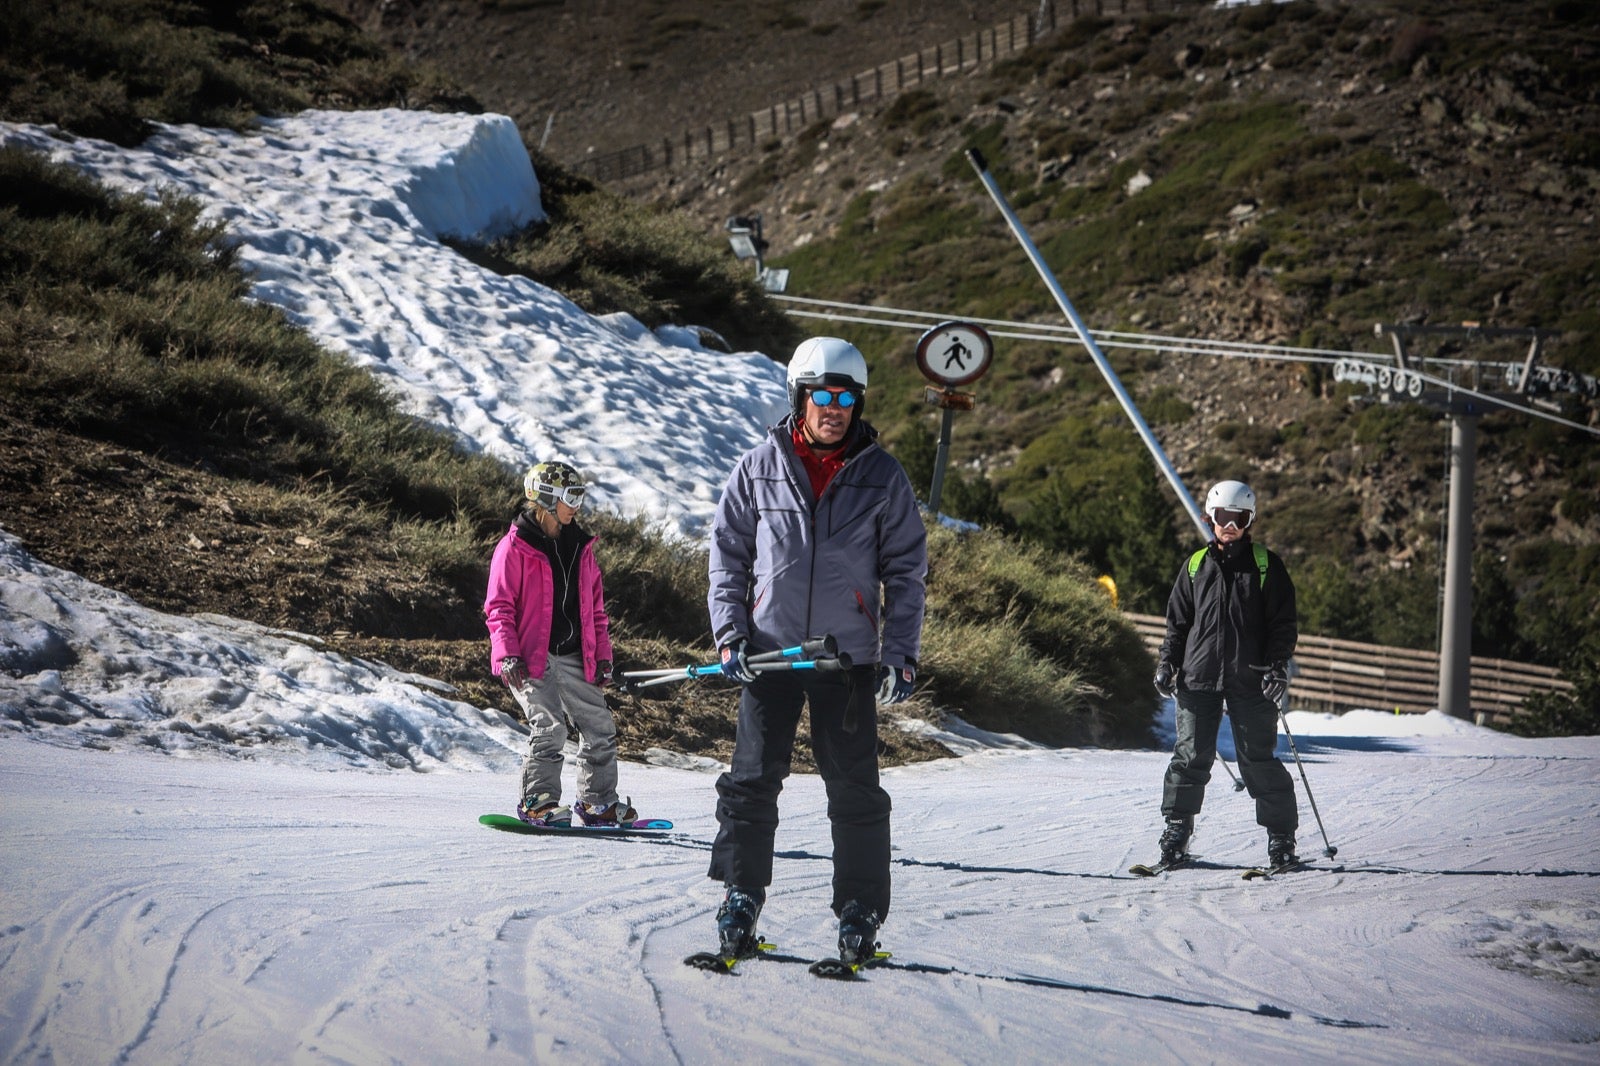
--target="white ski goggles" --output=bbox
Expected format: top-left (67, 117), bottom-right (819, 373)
top-left (536, 483), bottom-right (586, 508)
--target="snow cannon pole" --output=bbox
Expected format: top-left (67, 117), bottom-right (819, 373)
top-left (965, 148), bottom-right (1211, 543)
top-left (1278, 709), bottom-right (1338, 858)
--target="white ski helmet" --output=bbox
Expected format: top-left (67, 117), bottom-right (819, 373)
top-left (787, 336), bottom-right (869, 418)
top-left (1204, 479), bottom-right (1257, 529)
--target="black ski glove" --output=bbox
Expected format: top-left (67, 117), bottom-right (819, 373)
top-left (595, 659), bottom-right (612, 688)
top-left (500, 656), bottom-right (529, 691)
top-left (1153, 661), bottom-right (1176, 699)
top-left (719, 639), bottom-right (756, 684)
top-left (877, 662), bottom-right (916, 706)
top-left (1257, 661), bottom-right (1290, 705)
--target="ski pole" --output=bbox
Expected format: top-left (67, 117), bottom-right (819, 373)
top-left (1218, 755), bottom-right (1246, 792)
top-left (619, 644), bottom-right (852, 691)
top-left (752, 652), bottom-right (852, 674)
top-left (620, 662), bottom-right (725, 690)
top-left (747, 634), bottom-right (837, 666)
top-left (622, 636), bottom-right (837, 682)
top-left (1277, 709), bottom-right (1338, 858)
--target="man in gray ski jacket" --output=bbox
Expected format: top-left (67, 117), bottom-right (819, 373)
top-left (704, 336), bottom-right (927, 968)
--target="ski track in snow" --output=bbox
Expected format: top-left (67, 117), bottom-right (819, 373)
top-left (3, 738), bottom-right (1598, 1064)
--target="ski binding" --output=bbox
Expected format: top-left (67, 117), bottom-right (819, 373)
top-left (683, 939), bottom-right (777, 974)
top-left (1129, 854), bottom-right (1193, 877)
top-left (808, 950), bottom-right (892, 980)
top-left (1242, 859), bottom-right (1307, 880)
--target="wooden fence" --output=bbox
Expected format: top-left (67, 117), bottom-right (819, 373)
top-left (574, 0), bottom-right (1208, 183)
top-left (1125, 612), bottom-right (1573, 728)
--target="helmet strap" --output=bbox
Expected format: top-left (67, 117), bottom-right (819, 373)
top-left (528, 502), bottom-right (560, 536)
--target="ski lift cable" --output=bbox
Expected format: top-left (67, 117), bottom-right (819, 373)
top-left (778, 301), bottom-right (1600, 438)
top-left (784, 307), bottom-right (1341, 365)
top-left (776, 293), bottom-right (1545, 373)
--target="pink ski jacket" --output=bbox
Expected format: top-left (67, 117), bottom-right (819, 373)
top-left (484, 523), bottom-right (612, 684)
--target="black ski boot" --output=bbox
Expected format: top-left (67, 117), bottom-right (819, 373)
top-left (716, 886), bottom-right (764, 959)
top-left (836, 900), bottom-right (881, 966)
top-left (1267, 832), bottom-right (1300, 869)
top-left (1159, 815), bottom-right (1194, 866)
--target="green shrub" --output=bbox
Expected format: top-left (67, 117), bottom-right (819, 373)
top-left (1505, 654), bottom-right (1600, 737)
top-left (0, 0), bottom-right (474, 144)
top-left (922, 525), bottom-right (1156, 747)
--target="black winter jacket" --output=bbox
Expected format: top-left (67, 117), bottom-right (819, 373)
top-left (1160, 536), bottom-right (1297, 693)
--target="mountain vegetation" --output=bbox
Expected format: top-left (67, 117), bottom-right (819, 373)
top-left (2, 0), bottom-right (1595, 735)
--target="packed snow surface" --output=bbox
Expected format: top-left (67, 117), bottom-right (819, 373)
top-left (4, 533), bottom-right (1599, 1065)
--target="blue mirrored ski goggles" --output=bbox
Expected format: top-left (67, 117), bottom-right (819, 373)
top-left (807, 387), bottom-right (860, 409)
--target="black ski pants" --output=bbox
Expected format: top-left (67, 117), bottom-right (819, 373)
top-left (709, 664), bottom-right (891, 920)
top-left (1163, 683), bottom-right (1298, 834)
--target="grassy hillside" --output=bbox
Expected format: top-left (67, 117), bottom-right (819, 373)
top-left (0, 0), bottom-right (1159, 754)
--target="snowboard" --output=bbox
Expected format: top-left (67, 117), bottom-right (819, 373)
top-left (479, 813), bottom-right (673, 835)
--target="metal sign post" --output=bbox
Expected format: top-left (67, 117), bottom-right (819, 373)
top-left (915, 321), bottom-right (993, 514)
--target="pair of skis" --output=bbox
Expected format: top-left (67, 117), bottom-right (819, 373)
top-left (683, 940), bottom-right (892, 981)
top-left (1129, 854), bottom-right (1309, 880)
top-left (618, 635), bottom-right (851, 693)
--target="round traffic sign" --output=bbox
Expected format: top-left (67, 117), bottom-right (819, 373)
top-left (915, 321), bottom-right (993, 388)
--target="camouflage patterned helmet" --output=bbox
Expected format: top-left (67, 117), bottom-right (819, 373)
top-left (523, 460), bottom-right (587, 511)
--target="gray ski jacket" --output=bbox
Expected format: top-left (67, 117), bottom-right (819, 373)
top-left (708, 417), bottom-right (927, 671)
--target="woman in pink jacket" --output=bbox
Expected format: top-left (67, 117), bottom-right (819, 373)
top-left (484, 461), bottom-right (635, 827)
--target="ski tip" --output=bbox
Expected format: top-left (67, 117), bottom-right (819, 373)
top-left (808, 958), bottom-right (861, 980)
top-left (809, 949), bottom-right (890, 979)
top-left (684, 951), bottom-right (738, 973)
top-left (1128, 864), bottom-right (1158, 877)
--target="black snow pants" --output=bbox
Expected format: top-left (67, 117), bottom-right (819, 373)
top-left (1163, 682), bottom-right (1298, 834)
top-left (708, 663), bottom-right (891, 919)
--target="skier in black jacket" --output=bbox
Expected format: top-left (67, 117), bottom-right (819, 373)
top-left (1153, 479), bottom-right (1300, 869)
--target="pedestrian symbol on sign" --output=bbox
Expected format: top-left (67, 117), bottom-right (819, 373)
top-left (915, 322), bottom-right (992, 389)
top-left (943, 338), bottom-right (971, 372)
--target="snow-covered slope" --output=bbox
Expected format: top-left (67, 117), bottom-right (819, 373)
top-left (0, 111), bottom-right (787, 539)
top-left (3, 714), bottom-right (1597, 1064)
top-left (3, 530), bottom-right (1598, 1063)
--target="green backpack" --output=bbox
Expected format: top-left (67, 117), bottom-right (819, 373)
top-left (1188, 544), bottom-right (1269, 588)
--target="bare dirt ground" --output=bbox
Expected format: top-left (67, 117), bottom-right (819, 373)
top-left (339, 0), bottom-right (1035, 161)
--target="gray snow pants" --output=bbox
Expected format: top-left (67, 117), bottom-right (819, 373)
top-left (1163, 682), bottom-right (1298, 835)
top-left (515, 652), bottom-right (621, 809)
